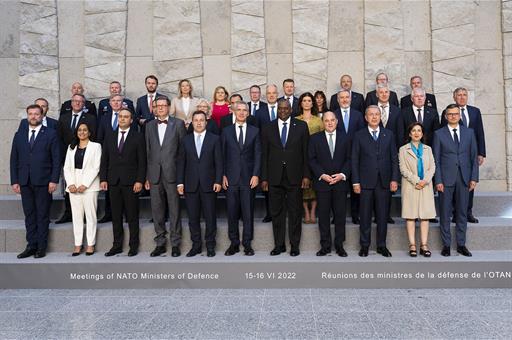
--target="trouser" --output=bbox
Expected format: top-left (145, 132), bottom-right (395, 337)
top-left (185, 190), bottom-right (217, 250)
top-left (226, 184), bottom-right (255, 247)
top-left (150, 181), bottom-right (182, 247)
top-left (359, 176), bottom-right (390, 247)
top-left (439, 169), bottom-right (469, 247)
top-left (317, 188), bottom-right (348, 250)
top-left (20, 184), bottom-right (52, 250)
top-left (70, 191), bottom-right (98, 246)
top-left (109, 185), bottom-right (140, 250)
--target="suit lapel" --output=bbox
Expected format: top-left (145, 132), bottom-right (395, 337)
top-left (32, 126), bottom-right (46, 149)
top-left (161, 118), bottom-right (175, 148)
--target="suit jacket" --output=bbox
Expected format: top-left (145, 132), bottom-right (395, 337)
top-left (60, 99), bottom-right (97, 117)
top-left (351, 128), bottom-right (400, 189)
top-left (63, 141), bottom-right (102, 192)
top-left (433, 125), bottom-right (479, 187)
top-left (333, 108), bottom-right (365, 138)
top-left (221, 124), bottom-right (261, 186)
top-left (18, 117), bottom-right (58, 131)
top-left (255, 102), bottom-right (278, 127)
top-left (248, 101), bottom-right (268, 118)
top-left (261, 118), bottom-right (311, 185)
top-left (135, 93), bottom-right (162, 121)
top-left (97, 98), bottom-right (135, 118)
top-left (145, 117), bottom-right (186, 184)
top-left (401, 106), bottom-right (440, 146)
top-left (97, 112), bottom-right (138, 144)
top-left (10, 125), bottom-right (61, 186)
top-left (365, 90), bottom-right (399, 108)
top-left (308, 130), bottom-right (351, 192)
top-left (220, 114), bottom-right (258, 132)
top-left (329, 91), bottom-right (365, 114)
top-left (100, 129), bottom-right (146, 185)
top-left (187, 119), bottom-right (220, 135)
top-left (278, 96), bottom-right (299, 116)
top-left (57, 112), bottom-right (98, 159)
top-left (440, 105), bottom-right (486, 157)
top-left (380, 104), bottom-right (405, 150)
top-left (177, 131), bottom-right (223, 193)
top-left (170, 96), bottom-right (201, 123)
top-left (400, 93), bottom-right (437, 111)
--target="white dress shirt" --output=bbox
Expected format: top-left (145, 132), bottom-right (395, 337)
top-left (412, 105), bottom-right (423, 122)
top-left (235, 122), bottom-right (247, 144)
top-left (322, 130), bottom-right (346, 181)
top-left (147, 93), bottom-right (155, 108)
top-left (157, 117), bottom-right (168, 146)
top-left (460, 105), bottom-right (470, 125)
top-left (368, 125), bottom-right (380, 139)
top-left (117, 127), bottom-right (130, 146)
top-left (28, 124), bottom-right (43, 142)
top-left (278, 117), bottom-right (291, 144)
top-left (448, 124), bottom-right (461, 142)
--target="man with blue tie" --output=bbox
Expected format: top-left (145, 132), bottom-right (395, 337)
top-left (98, 81), bottom-right (135, 119)
top-left (334, 89), bottom-right (365, 224)
top-left (248, 85), bottom-right (268, 118)
top-left (178, 111), bottom-right (223, 257)
top-left (11, 104), bottom-right (61, 258)
top-left (352, 105), bottom-right (399, 257)
top-left (261, 99), bottom-right (311, 256)
top-left (329, 74), bottom-right (365, 114)
top-left (222, 102), bottom-right (261, 256)
top-left (433, 104), bottom-right (479, 257)
top-left (309, 111), bottom-right (351, 257)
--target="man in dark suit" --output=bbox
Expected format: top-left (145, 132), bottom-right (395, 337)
top-left (433, 104), bottom-right (478, 257)
top-left (100, 108), bottom-right (146, 257)
top-left (365, 72), bottom-right (399, 108)
top-left (400, 75), bottom-right (437, 111)
top-left (59, 82), bottom-right (97, 117)
top-left (10, 104), bottom-right (61, 259)
top-left (56, 94), bottom-right (97, 224)
top-left (135, 75), bottom-right (161, 128)
top-left (248, 84), bottom-right (268, 118)
top-left (329, 74), bottom-right (365, 114)
top-left (333, 89), bottom-right (365, 224)
top-left (352, 105), bottom-right (399, 257)
top-left (402, 87), bottom-right (440, 146)
top-left (220, 94), bottom-right (258, 131)
top-left (261, 99), bottom-right (311, 256)
top-left (18, 98), bottom-right (58, 131)
top-left (144, 96), bottom-right (187, 258)
top-left (309, 111), bottom-right (351, 257)
top-left (178, 111), bottom-right (223, 257)
top-left (98, 81), bottom-right (135, 119)
top-left (278, 79), bottom-right (299, 116)
top-left (222, 102), bottom-right (261, 256)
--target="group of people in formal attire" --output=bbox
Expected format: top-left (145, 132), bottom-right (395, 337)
top-left (10, 72), bottom-right (485, 259)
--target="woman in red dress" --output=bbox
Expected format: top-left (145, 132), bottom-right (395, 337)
top-left (211, 86), bottom-right (230, 127)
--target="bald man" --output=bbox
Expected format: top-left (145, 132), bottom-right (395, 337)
top-left (59, 82), bottom-right (97, 117)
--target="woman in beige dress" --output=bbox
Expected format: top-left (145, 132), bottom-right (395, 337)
top-left (170, 79), bottom-right (200, 127)
top-left (399, 122), bottom-right (436, 257)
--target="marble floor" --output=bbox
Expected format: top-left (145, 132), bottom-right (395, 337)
top-left (0, 288), bottom-right (510, 339)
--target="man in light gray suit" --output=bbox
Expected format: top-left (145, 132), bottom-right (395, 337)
top-left (433, 104), bottom-right (478, 257)
top-left (144, 96), bottom-right (187, 257)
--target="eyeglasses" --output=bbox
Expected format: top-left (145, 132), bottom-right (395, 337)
top-left (156, 104), bottom-right (168, 108)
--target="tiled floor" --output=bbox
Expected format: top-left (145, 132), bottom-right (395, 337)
top-left (0, 288), bottom-right (510, 339)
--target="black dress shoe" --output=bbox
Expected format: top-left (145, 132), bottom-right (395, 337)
top-left (441, 246), bottom-right (451, 257)
top-left (72, 251), bottom-right (80, 257)
top-left (290, 248), bottom-right (300, 257)
top-left (359, 247), bottom-right (369, 257)
top-left (467, 215), bottom-right (479, 223)
top-left (387, 217), bottom-right (395, 224)
top-left (244, 246), bottom-right (255, 256)
top-left (429, 218), bottom-right (439, 223)
top-left (352, 217), bottom-right (360, 224)
top-left (34, 249), bottom-right (46, 258)
top-left (270, 246), bottom-right (286, 256)
top-left (336, 247), bottom-right (348, 257)
top-left (262, 216), bottom-right (272, 223)
top-left (85, 250), bottom-right (95, 256)
top-left (128, 249), bottom-right (138, 257)
top-left (150, 246), bottom-right (166, 257)
top-left (97, 215), bottom-right (112, 224)
top-left (55, 214), bottom-right (72, 224)
top-left (17, 248), bottom-right (37, 259)
top-left (171, 246), bottom-right (181, 257)
top-left (186, 248), bottom-right (201, 257)
top-left (316, 248), bottom-right (330, 256)
top-left (376, 246), bottom-right (392, 257)
top-left (105, 248), bottom-right (122, 257)
top-left (149, 218), bottom-right (154, 223)
top-left (457, 245), bottom-right (472, 257)
top-left (224, 244), bottom-right (240, 256)
top-left (207, 249), bottom-right (215, 257)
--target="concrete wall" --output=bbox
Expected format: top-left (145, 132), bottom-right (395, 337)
top-left (0, 0), bottom-right (510, 192)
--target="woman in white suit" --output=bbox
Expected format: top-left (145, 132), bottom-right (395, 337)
top-left (63, 122), bottom-right (102, 256)
top-left (170, 79), bottom-right (200, 127)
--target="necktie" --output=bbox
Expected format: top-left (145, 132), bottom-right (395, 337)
top-left (252, 104), bottom-right (256, 116)
top-left (71, 114), bottom-right (78, 130)
top-left (238, 125), bottom-right (244, 149)
top-left (29, 130), bottom-right (36, 149)
top-left (281, 122), bottom-right (287, 147)
top-left (417, 108), bottom-right (423, 123)
top-left (112, 112), bottom-right (118, 130)
top-left (158, 120), bottom-right (168, 124)
top-left (118, 131), bottom-right (126, 153)
top-left (270, 106), bottom-right (276, 121)
top-left (380, 105), bottom-right (388, 127)
top-left (196, 134), bottom-right (202, 157)
top-left (343, 110), bottom-right (349, 133)
top-left (328, 133), bottom-right (334, 158)
top-left (149, 94), bottom-right (154, 113)
top-left (372, 130), bottom-right (378, 141)
top-left (453, 128), bottom-right (459, 145)
top-left (461, 107), bottom-right (467, 127)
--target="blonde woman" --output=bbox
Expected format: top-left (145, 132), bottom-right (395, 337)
top-left (170, 79), bottom-right (200, 126)
top-left (211, 86), bottom-right (230, 127)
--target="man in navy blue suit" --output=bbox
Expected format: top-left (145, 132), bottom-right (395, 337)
top-left (402, 87), bottom-right (440, 146)
top-left (222, 102), bottom-right (261, 256)
top-left (178, 111), bottom-right (223, 257)
top-left (365, 72), bottom-right (400, 108)
top-left (248, 85), bottom-right (268, 118)
top-left (135, 75), bottom-right (161, 128)
top-left (18, 98), bottom-right (58, 131)
top-left (433, 104), bottom-right (479, 257)
top-left (59, 82), bottom-right (97, 117)
top-left (278, 79), bottom-right (299, 117)
top-left (98, 81), bottom-right (135, 119)
top-left (10, 104), bottom-right (61, 259)
top-left (329, 74), bottom-right (365, 114)
top-left (333, 89), bottom-right (365, 224)
top-left (309, 111), bottom-right (351, 257)
top-left (352, 105), bottom-right (399, 257)
top-left (400, 75), bottom-right (437, 111)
